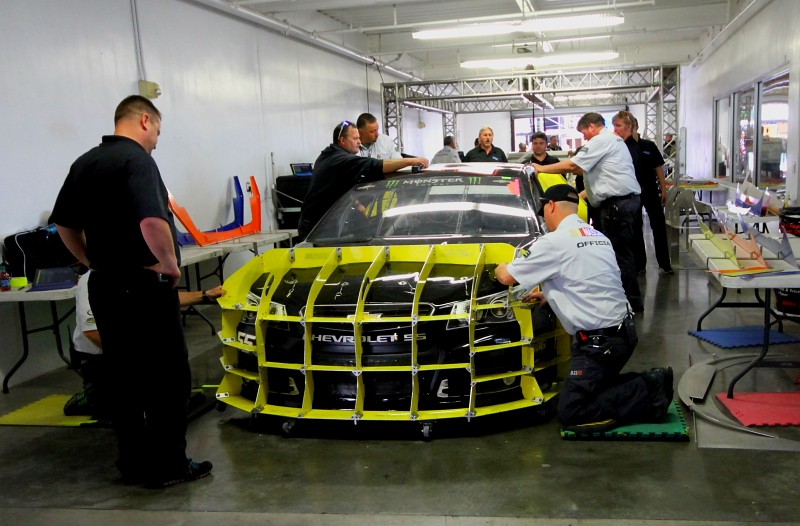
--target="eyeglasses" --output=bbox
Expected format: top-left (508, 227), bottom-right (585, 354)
top-left (338, 120), bottom-right (353, 141)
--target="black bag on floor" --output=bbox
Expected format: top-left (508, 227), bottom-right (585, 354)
top-left (775, 288), bottom-right (800, 315)
top-left (2, 224), bottom-right (80, 279)
top-left (779, 206), bottom-right (800, 236)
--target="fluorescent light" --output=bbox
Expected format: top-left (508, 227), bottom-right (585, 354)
top-left (414, 22), bottom-right (522, 40)
top-left (553, 92), bottom-right (615, 102)
top-left (461, 51), bottom-right (619, 70)
top-left (402, 101), bottom-right (454, 115)
top-left (413, 14), bottom-right (623, 40)
top-left (494, 35), bottom-right (612, 48)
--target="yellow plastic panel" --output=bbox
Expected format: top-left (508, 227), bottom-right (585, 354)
top-left (537, 171), bottom-right (588, 221)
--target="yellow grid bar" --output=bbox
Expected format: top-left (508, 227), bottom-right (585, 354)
top-left (473, 370), bottom-right (529, 383)
top-left (258, 405), bottom-right (304, 418)
top-left (409, 245), bottom-right (436, 414)
top-left (473, 340), bottom-right (526, 353)
top-left (305, 364), bottom-right (358, 372)
top-left (473, 302), bottom-right (509, 310)
top-left (263, 361), bottom-right (305, 371)
top-left (218, 395), bottom-right (258, 412)
top-left (221, 368), bottom-right (259, 381)
top-left (417, 363), bottom-right (470, 371)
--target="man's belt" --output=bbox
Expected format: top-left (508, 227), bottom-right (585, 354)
top-left (601, 192), bottom-right (637, 205)
top-left (576, 322), bottom-right (624, 342)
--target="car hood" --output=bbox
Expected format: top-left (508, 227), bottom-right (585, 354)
top-left (220, 243), bottom-right (517, 319)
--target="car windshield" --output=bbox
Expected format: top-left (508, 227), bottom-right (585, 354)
top-left (307, 174), bottom-right (539, 245)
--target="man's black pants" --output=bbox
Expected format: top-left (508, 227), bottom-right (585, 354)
top-left (633, 189), bottom-right (671, 272)
top-left (89, 268), bottom-right (191, 480)
top-left (557, 328), bottom-right (656, 426)
top-left (598, 194), bottom-right (643, 311)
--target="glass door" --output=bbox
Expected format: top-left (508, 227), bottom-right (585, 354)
top-left (733, 86), bottom-right (756, 183)
top-left (758, 71), bottom-right (789, 188)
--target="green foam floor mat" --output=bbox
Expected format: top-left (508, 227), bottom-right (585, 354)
top-left (560, 401), bottom-right (689, 441)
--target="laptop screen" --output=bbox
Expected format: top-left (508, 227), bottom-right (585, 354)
top-left (290, 163), bottom-right (313, 176)
top-left (28, 267), bottom-right (79, 292)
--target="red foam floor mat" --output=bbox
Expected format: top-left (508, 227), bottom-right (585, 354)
top-left (716, 391), bottom-right (800, 427)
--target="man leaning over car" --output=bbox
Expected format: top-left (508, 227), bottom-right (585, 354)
top-left (297, 120), bottom-right (429, 239)
top-left (530, 112), bottom-right (643, 313)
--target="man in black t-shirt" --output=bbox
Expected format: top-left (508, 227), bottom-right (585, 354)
top-left (297, 120), bottom-right (428, 239)
top-left (51, 95), bottom-right (212, 489)
top-left (612, 111), bottom-right (673, 274)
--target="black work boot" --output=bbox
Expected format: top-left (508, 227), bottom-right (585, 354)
top-left (642, 367), bottom-right (672, 421)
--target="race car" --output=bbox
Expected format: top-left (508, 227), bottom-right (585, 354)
top-left (215, 163), bottom-right (572, 434)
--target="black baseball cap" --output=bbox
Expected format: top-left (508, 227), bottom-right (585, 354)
top-left (538, 184), bottom-right (580, 209)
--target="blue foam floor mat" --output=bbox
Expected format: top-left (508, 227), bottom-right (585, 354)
top-left (688, 326), bottom-right (800, 348)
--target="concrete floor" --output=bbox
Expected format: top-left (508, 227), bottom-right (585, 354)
top-left (1, 239), bottom-right (800, 526)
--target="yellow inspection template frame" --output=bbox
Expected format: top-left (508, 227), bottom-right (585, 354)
top-left (216, 243), bottom-right (570, 423)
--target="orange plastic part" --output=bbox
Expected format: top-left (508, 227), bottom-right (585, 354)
top-left (169, 175), bottom-right (262, 246)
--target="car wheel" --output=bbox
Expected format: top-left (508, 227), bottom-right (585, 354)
top-left (281, 419), bottom-right (296, 436)
top-left (422, 422), bottom-right (434, 440)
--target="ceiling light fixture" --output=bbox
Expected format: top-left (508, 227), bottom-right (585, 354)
top-left (412, 14), bottom-right (623, 40)
top-left (461, 51), bottom-right (619, 70)
top-left (494, 35), bottom-right (612, 48)
top-left (553, 92), bottom-right (615, 102)
top-left (402, 101), bottom-right (454, 115)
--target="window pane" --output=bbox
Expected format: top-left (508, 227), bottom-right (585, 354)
top-left (513, 116), bottom-right (534, 151)
top-left (714, 97), bottom-right (731, 178)
top-left (758, 71), bottom-right (789, 188)
top-left (733, 87), bottom-right (756, 183)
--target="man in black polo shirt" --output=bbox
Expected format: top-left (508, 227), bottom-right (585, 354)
top-left (297, 120), bottom-right (429, 239)
top-left (464, 126), bottom-right (508, 162)
top-left (52, 95), bottom-right (211, 489)
top-left (522, 131), bottom-right (560, 165)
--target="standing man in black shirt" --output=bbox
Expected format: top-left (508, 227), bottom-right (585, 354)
top-left (524, 131), bottom-right (560, 165)
top-left (612, 111), bottom-right (673, 274)
top-left (297, 120), bottom-right (429, 239)
top-left (464, 126), bottom-right (508, 162)
top-left (51, 95), bottom-right (212, 488)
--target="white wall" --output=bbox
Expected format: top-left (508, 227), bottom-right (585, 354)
top-left (0, 0), bottom-right (401, 388)
top-left (681, 0), bottom-right (799, 201)
top-left (399, 107), bottom-right (442, 159)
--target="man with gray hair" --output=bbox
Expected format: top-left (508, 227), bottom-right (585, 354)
top-left (465, 126), bottom-right (508, 162)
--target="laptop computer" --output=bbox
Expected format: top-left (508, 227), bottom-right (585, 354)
top-left (290, 163), bottom-right (313, 176)
top-left (28, 267), bottom-right (79, 292)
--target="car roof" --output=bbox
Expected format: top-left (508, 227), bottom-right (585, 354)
top-left (423, 162), bottom-right (532, 177)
